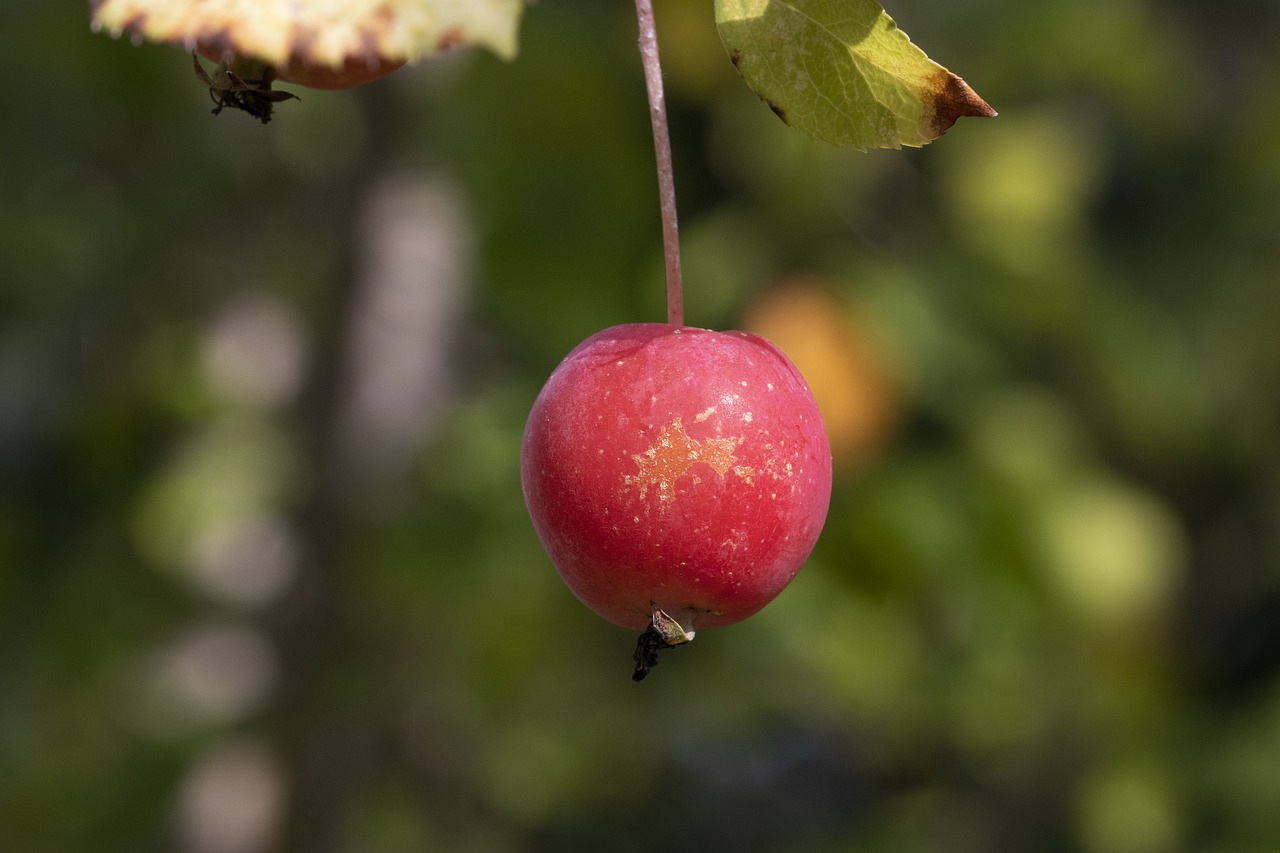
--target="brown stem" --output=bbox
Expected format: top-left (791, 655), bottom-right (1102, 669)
top-left (634, 0), bottom-right (684, 326)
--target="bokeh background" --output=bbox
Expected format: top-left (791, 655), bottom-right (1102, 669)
top-left (4, 1), bottom-right (1280, 850)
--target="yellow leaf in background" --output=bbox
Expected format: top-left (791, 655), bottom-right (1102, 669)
top-left (741, 280), bottom-right (902, 467)
top-left (90, 0), bottom-right (526, 68)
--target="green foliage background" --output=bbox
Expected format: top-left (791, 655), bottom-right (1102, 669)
top-left (4, 1), bottom-right (1280, 851)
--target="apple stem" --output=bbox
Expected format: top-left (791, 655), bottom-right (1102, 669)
top-left (634, 0), bottom-right (684, 327)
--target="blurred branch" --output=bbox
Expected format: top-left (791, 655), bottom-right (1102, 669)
top-left (266, 80), bottom-right (469, 852)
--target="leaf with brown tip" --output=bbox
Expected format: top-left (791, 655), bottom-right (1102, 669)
top-left (716, 0), bottom-right (995, 150)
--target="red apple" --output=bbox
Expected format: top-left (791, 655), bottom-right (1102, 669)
top-left (521, 324), bottom-right (832, 676)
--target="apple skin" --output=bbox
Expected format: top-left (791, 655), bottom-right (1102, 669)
top-left (274, 56), bottom-right (405, 90)
top-left (196, 45), bottom-right (404, 90)
top-left (521, 324), bottom-right (832, 633)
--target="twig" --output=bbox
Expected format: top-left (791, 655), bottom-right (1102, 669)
top-left (634, 0), bottom-right (683, 326)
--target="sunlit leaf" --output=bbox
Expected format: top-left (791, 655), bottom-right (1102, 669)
top-left (715, 0), bottom-right (995, 150)
top-left (89, 0), bottom-right (526, 67)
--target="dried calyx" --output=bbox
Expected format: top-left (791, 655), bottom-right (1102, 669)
top-left (632, 607), bottom-right (696, 682)
top-left (192, 53), bottom-right (297, 124)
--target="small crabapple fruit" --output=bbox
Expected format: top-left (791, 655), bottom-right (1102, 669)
top-left (520, 324), bottom-right (832, 679)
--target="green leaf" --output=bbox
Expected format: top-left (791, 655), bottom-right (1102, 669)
top-left (715, 0), bottom-right (995, 150)
top-left (90, 0), bottom-right (526, 66)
